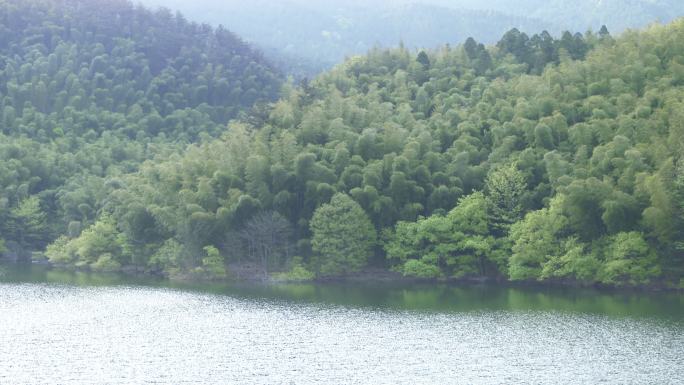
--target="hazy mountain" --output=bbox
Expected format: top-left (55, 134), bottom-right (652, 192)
top-left (429, 0), bottom-right (684, 31)
top-left (137, 0), bottom-right (684, 76)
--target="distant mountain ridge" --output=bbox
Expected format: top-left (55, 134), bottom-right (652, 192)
top-left (138, 0), bottom-right (684, 76)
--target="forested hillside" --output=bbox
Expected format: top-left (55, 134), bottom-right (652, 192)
top-left (47, 18), bottom-right (684, 288)
top-left (1, 0), bottom-right (682, 289)
top-left (0, 0), bottom-right (281, 259)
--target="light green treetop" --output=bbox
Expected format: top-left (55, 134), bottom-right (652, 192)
top-left (310, 193), bottom-right (376, 276)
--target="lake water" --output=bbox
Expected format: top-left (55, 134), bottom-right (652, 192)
top-left (1, 263), bottom-right (682, 384)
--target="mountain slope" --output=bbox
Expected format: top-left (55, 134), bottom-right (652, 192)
top-left (0, 0), bottom-right (281, 137)
top-left (55, 19), bottom-right (684, 287)
top-left (0, 0), bottom-right (282, 258)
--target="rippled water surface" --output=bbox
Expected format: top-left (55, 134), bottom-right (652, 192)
top-left (0, 264), bottom-right (683, 384)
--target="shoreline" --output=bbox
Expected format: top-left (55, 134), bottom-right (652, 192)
top-left (4, 258), bottom-right (682, 294)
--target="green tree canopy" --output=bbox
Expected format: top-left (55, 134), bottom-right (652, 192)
top-left (310, 194), bottom-right (376, 276)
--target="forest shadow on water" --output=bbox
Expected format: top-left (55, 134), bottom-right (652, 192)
top-left (2, 262), bottom-right (682, 321)
top-left (2, 262), bottom-right (683, 385)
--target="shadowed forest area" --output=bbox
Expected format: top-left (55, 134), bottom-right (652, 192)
top-left (1, 0), bottom-right (683, 289)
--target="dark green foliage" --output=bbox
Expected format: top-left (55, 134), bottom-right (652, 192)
top-left (0, 0), bottom-right (280, 139)
top-left (385, 192), bottom-right (499, 279)
top-left (0, 0), bottom-right (281, 260)
top-left (310, 194), bottom-right (376, 276)
top-left (496, 28), bottom-right (591, 74)
top-left (18, 4), bottom-right (684, 288)
top-left (416, 51), bottom-right (431, 69)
